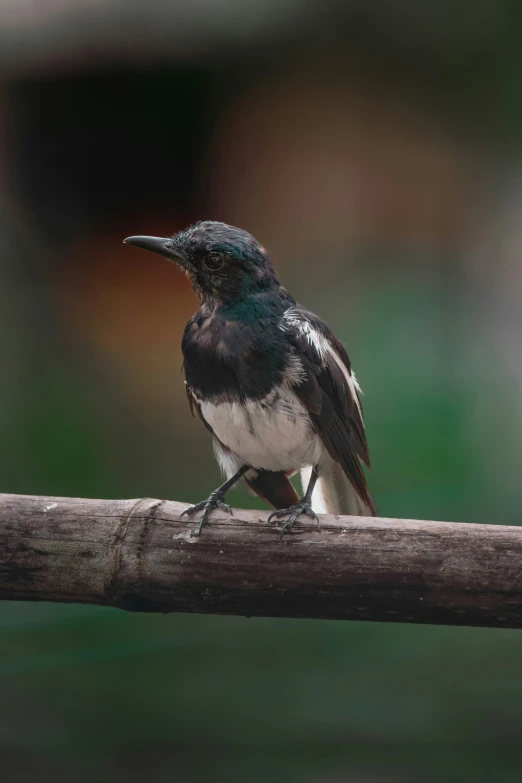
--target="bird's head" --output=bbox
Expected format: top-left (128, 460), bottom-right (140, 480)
top-left (124, 221), bottom-right (278, 303)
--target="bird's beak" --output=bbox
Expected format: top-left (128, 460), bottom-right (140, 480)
top-left (123, 235), bottom-right (186, 264)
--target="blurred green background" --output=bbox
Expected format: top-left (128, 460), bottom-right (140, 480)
top-left (2, 1), bottom-right (522, 781)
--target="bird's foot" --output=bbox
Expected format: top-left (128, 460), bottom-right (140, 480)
top-left (181, 490), bottom-right (232, 536)
top-left (268, 498), bottom-right (319, 539)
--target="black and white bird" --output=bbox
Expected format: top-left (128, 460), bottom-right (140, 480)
top-left (124, 221), bottom-right (375, 537)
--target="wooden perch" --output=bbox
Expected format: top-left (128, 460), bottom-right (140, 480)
top-left (1, 492), bottom-right (522, 628)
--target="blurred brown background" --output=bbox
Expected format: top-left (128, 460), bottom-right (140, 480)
top-left (1, 1), bottom-right (522, 781)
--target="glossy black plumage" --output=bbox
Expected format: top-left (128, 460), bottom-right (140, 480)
top-left (181, 291), bottom-right (294, 403)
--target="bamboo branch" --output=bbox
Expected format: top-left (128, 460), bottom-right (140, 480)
top-left (1, 492), bottom-right (521, 628)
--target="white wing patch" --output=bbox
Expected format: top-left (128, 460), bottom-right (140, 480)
top-left (281, 310), bottom-right (330, 355)
top-left (281, 309), bottom-right (363, 419)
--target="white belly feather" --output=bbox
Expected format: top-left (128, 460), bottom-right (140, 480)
top-left (198, 385), bottom-right (323, 473)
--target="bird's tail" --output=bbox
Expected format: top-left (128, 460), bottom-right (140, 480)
top-left (301, 460), bottom-right (376, 516)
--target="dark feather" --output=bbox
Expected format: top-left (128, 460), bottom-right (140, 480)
top-left (182, 289), bottom-right (295, 402)
top-left (246, 470), bottom-right (300, 509)
top-left (284, 307), bottom-right (375, 512)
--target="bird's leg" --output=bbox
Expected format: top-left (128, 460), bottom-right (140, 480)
top-left (268, 467), bottom-right (320, 539)
top-left (181, 465), bottom-right (249, 535)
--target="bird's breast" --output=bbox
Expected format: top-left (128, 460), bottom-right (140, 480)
top-left (181, 304), bottom-right (291, 401)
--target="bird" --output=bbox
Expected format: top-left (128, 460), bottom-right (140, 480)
top-left (124, 221), bottom-right (375, 537)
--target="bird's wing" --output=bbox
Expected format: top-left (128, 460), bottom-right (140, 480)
top-left (281, 306), bottom-right (374, 511)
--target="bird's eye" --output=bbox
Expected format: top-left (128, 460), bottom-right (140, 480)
top-left (204, 256), bottom-right (224, 272)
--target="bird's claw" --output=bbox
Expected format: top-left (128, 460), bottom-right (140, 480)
top-left (268, 500), bottom-right (319, 539)
top-left (181, 491), bottom-right (232, 535)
